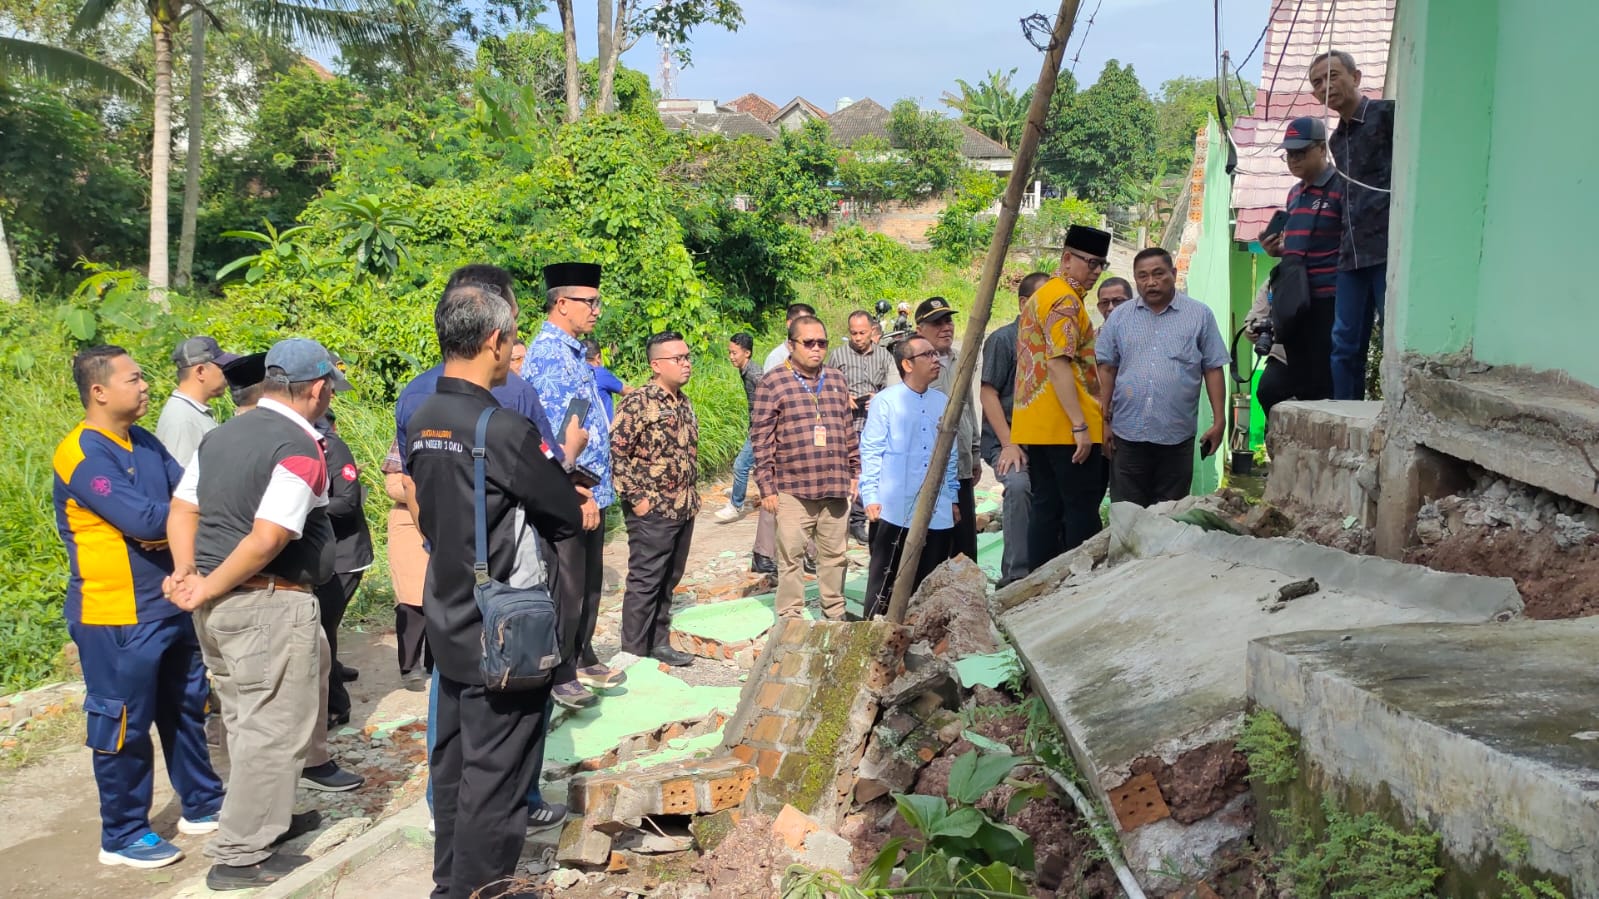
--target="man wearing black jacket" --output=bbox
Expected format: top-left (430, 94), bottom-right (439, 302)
top-left (314, 410), bottom-right (373, 728)
top-left (406, 284), bottom-right (584, 899)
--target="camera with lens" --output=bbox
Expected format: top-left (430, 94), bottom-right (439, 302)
top-left (1252, 321), bottom-right (1275, 357)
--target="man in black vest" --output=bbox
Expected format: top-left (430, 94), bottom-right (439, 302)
top-left (166, 338), bottom-right (358, 891)
top-left (407, 284), bottom-right (584, 899)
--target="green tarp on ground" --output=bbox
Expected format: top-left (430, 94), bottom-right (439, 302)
top-left (545, 659), bottom-right (742, 767)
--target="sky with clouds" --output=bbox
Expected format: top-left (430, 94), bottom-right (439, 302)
top-left (535, 0), bottom-right (1273, 110)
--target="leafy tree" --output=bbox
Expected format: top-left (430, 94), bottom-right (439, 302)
top-left (887, 99), bottom-right (963, 199)
top-left (1154, 74), bottom-right (1255, 173)
top-left (593, 0), bottom-right (741, 114)
top-left (928, 170), bottom-right (1002, 265)
top-left (68, 0), bottom-right (388, 297)
top-left (1038, 59), bottom-right (1156, 203)
top-left (835, 135), bottom-right (901, 207)
top-left (941, 68), bottom-right (1031, 149)
top-left (751, 118), bottom-right (836, 226)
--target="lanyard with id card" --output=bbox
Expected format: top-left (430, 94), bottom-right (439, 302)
top-left (789, 361), bottom-right (829, 448)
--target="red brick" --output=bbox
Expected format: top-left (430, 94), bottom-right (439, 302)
top-left (660, 777), bottom-right (697, 815)
top-left (757, 682), bottom-right (784, 708)
top-left (777, 652), bottom-right (808, 678)
top-left (777, 684), bottom-right (810, 713)
top-left (751, 715), bottom-right (784, 744)
top-left (772, 804), bottom-right (819, 850)
top-left (780, 717), bottom-right (809, 746)
top-left (730, 744), bottom-right (756, 765)
top-left (755, 749), bottom-right (784, 779)
top-left (706, 769), bottom-right (756, 811)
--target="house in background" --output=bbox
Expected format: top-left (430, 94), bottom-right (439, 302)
top-left (770, 96), bottom-right (830, 132)
top-left (825, 98), bottom-right (1015, 178)
top-left (723, 92), bottom-right (780, 123)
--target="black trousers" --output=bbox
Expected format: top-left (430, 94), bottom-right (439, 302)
top-left (395, 603), bottom-right (429, 676)
top-left (1025, 443), bottom-right (1109, 571)
top-left (1259, 296), bottom-right (1338, 428)
top-left (429, 675), bottom-right (553, 899)
top-left (620, 511), bottom-right (695, 656)
top-left (551, 526), bottom-right (604, 682)
top-left (953, 476), bottom-right (979, 561)
top-left (313, 571), bottom-right (362, 719)
top-left (864, 521), bottom-right (953, 619)
top-left (1109, 437), bottom-right (1195, 508)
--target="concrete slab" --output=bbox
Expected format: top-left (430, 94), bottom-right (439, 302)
top-left (998, 503), bottom-right (1523, 886)
top-left (1265, 400), bottom-right (1382, 527)
top-left (546, 659), bottom-right (742, 769)
top-left (1248, 619), bottom-right (1599, 897)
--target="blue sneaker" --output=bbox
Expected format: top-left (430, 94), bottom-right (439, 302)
top-left (179, 813), bottom-right (220, 835)
top-left (97, 832), bottom-right (184, 869)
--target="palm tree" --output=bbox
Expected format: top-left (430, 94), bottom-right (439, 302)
top-left (941, 69), bottom-right (1032, 149)
top-left (0, 37), bottom-right (149, 303)
top-left (70, 0), bottom-right (387, 296)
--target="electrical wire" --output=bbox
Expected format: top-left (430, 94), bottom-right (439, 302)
top-left (1068, 0), bottom-right (1106, 74)
top-left (1233, 0), bottom-right (1278, 76)
top-left (1320, 0), bottom-right (1393, 196)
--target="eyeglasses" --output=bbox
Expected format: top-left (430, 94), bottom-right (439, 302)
top-left (904, 351), bottom-right (936, 363)
top-left (651, 353), bottom-right (692, 365)
top-left (793, 338), bottom-right (829, 350)
top-left (1068, 251), bottom-right (1109, 271)
top-left (561, 294), bottom-right (602, 310)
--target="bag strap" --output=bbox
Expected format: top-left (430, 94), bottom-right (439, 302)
top-left (472, 406), bottom-right (497, 585)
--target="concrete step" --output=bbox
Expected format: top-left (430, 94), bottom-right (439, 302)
top-left (1248, 619), bottom-right (1599, 896)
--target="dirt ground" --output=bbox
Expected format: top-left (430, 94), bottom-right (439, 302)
top-left (1405, 529), bottom-right (1599, 619)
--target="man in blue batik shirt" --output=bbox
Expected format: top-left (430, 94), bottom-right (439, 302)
top-left (859, 335), bottom-right (960, 620)
top-left (522, 262), bottom-right (625, 711)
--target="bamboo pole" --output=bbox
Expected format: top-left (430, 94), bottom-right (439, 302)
top-left (886, 0), bottom-right (1082, 624)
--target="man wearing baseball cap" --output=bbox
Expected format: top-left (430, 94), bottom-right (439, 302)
top-left (165, 336), bottom-right (357, 890)
top-left (155, 336), bottom-right (241, 466)
top-left (914, 297), bottom-right (982, 563)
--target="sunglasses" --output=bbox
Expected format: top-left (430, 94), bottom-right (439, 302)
top-left (561, 294), bottom-right (602, 310)
top-left (793, 338), bottom-right (829, 350)
top-left (1068, 251), bottom-right (1109, 271)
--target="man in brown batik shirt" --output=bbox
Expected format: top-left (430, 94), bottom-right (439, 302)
top-left (611, 331), bottom-right (700, 666)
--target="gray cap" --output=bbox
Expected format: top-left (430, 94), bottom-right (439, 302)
top-left (264, 338), bottom-right (352, 392)
top-left (172, 336), bottom-right (241, 369)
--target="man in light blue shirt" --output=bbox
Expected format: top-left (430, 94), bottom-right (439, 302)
top-left (859, 336), bottom-right (960, 619)
top-left (521, 262), bottom-right (622, 711)
top-left (1096, 248), bottom-right (1231, 507)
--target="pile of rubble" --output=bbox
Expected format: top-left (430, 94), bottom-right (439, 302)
top-left (1417, 472), bottom-right (1599, 549)
top-left (531, 557), bottom-right (1109, 898)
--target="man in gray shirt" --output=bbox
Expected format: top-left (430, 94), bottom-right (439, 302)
top-left (155, 336), bottom-right (240, 465)
top-left (827, 310), bottom-right (896, 543)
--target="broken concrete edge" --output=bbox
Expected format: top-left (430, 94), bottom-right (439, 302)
top-left (1247, 621), bottom-right (1599, 896)
top-left (1103, 502), bottom-right (1525, 619)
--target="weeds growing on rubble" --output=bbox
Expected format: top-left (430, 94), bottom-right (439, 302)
top-left (1236, 709), bottom-right (1300, 786)
top-left (1275, 795), bottom-right (1443, 897)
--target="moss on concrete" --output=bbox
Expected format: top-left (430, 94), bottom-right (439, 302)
top-left (786, 623), bottom-right (888, 818)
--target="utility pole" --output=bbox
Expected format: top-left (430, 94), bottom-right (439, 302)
top-left (886, 0), bottom-right (1083, 624)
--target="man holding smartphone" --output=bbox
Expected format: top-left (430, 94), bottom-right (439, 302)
top-left (1095, 248), bottom-right (1230, 507)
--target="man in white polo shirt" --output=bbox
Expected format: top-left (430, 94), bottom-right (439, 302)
top-left (155, 336), bottom-right (240, 465)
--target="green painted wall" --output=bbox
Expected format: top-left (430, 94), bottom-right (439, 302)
top-left (1387, 0), bottom-right (1496, 359)
top-left (1470, 3), bottom-right (1599, 385)
top-left (1391, 0), bottom-right (1599, 387)
top-left (1183, 115), bottom-right (1236, 495)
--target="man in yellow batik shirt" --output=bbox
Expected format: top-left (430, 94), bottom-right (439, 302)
top-left (1011, 224), bottom-right (1115, 569)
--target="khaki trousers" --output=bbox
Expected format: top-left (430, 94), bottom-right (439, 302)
top-left (774, 495), bottom-right (849, 620)
top-left (193, 584), bottom-right (324, 866)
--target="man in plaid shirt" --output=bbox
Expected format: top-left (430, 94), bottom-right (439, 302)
top-left (751, 316), bottom-right (859, 620)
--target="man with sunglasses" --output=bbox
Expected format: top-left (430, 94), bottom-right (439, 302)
top-left (1012, 224), bottom-right (1114, 568)
top-left (611, 332), bottom-right (699, 666)
top-left (751, 316), bottom-right (858, 620)
top-left (522, 262), bottom-right (624, 711)
top-left (1095, 277), bottom-right (1134, 323)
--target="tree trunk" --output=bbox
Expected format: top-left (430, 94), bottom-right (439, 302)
top-left (558, 0), bottom-right (580, 122)
top-left (885, 0), bottom-right (1083, 624)
top-left (148, 10), bottom-right (174, 303)
top-left (595, 0), bottom-right (618, 113)
top-left (175, 13), bottom-right (205, 291)
top-left (0, 211), bottom-right (21, 303)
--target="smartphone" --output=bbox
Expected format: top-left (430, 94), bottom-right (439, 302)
top-left (1261, 209), bottom-right (1289, 242)
top-left (561, 397), bottom-right (591, 439)
top-left (1200, 432), bottom-right (1221, 459)
top-left (570, 464), bottom-right (602, 488)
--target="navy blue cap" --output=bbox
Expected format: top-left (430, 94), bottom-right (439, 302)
top-left (1279, 116), bottom-right (1328, 150)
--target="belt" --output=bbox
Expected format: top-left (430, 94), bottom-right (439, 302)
top-left (238, 575), bottom-right (314, 594)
